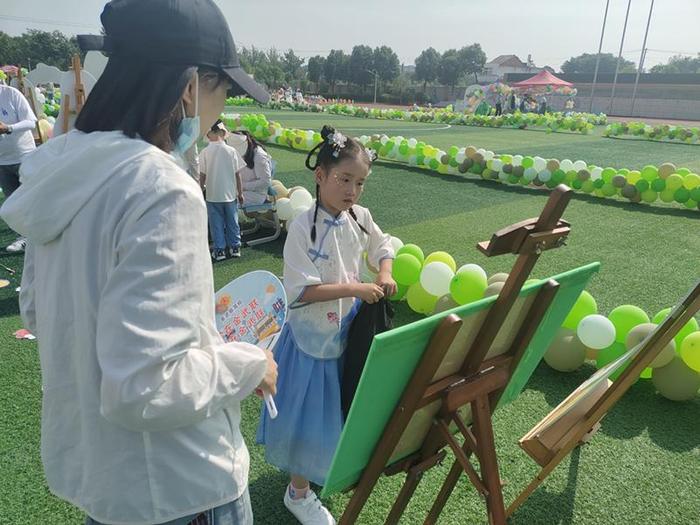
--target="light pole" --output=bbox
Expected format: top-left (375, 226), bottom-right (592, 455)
top-left (609, 0), bottom-right (633, 115)
top-left (589, 0), bottom-right (611, 113)
top-left (367, 69), bottom-right (379, 104)
top-left (631, 0), bottom-right (655, 116)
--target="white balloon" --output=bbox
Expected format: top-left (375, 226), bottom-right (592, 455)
top-left (524, 167), bottom-right (538, 181)
top-left (457, 264), bottom-right (487, 281)
top-left (577, 314), bottom-right (616, 350)
top-left (491, 159), bottom-right (503, 171)
top-left (407, 138), bottom-right (418, 148)
top-left (290, 188), bottom-right (313, 208)
top-left (359, 135), bottom-right (369, 144)
top-left (573, 160), bottom-right (587, 171)
top-left (390, 236), bottom-right (404, 252)
top-left (380, 135), bottom-right (389, 145)
top-left (276, 197), bottom-right (293, 220)
top-left (483, 150), bottom-right (494, 161)
top-left (533, 156), bottom-right (546, 172)
top-left (539, 169), bottom-right (552, 182)
top-left (289, 205), bottom-right (308, 224)
top-left (591, 167), bottom-right (603, 181)
top-left (420, 262), bottom-right (454, 297)
top-left (408, 155), bottom-right (417, 166)
top-left (498, 171), bottom-right (509, 181)
top-left (455, 151), bottom-right (466, 163)
top-left (560, 159), bottom-right (574, 172)
top-left (512, 155), bottom-right (523, 167)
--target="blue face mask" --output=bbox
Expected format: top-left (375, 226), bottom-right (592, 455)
top-left (173, 73), bottom-right (200, 157)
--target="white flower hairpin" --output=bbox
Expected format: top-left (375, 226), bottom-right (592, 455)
top-left (365, 147), bottom-right (377, 162)
top-left (328, 131), bottom-right (348, 157)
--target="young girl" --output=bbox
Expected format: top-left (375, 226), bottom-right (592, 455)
top-left (237, 130), bottom-right (273, 205)
top-left (258, 125), bottom-right (396, 524)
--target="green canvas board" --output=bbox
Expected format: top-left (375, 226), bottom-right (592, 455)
top-left (321, 262), bottom-right (600, 497)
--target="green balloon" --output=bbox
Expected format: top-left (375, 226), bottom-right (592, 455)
top-left (635, 179), bottom-right (650, 192)
top-left (608, 305), bottom-right (650, 343)
top-left (601, 167), bottom-right (617, 183)
top-left (651, 178), bottom-right (666, 192)
top-left (450, 269), bottom-right (488, 305)
top-left (602, 183), bottom-right (617, 197)
top-left (406, 283), bottom-right (438, 315)
top-left (562, 290), bottom-right (598, 330)
top-left (674, 187), bottom-right (690, 203)
top-left (641, 190), bottom-right (658, 203)
top-left (522, 156), bottom-right (534, 168)
top-left (582, 180), bottom-right (595, 193)
top-left (390, 283), bottom-right (408, 301)
top-left (652, 308), bottom-right (699, 350)
top-left (396, 243), bottom-right (425, 264)
top-left (596, 341), bottom-right (631, 381)
top-left (641, 165), bottom-right (658, 182)
top-left (659, 189), bottom-right (675, 203)
top-left (392, 253), bottom-right (422, 286)
top-left (398, 144), bottom-right (409, 155)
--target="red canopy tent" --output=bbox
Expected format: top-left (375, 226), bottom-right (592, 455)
top-left (512, 70), bottom-right (572, 88)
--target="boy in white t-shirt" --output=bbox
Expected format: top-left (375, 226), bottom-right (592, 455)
top-left (199, 120), bottom-right (244, 261)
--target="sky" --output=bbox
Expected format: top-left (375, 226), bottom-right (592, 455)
top-left (1, 0), bottom-right (698, 70)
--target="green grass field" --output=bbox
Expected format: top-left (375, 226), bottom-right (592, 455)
top-left (1, 111), bottom-right (698, 525)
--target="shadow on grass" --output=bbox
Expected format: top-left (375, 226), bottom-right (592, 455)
top-left (527, 364), bottom-right (700, 454)
top-left (249, 470), bottom-right (296, 524)
top-left (510, 448), bottom-right (581, 525)
top-left (0, 294), bottom-right (20, 318)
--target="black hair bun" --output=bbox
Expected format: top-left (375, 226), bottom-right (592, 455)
top-left (320, 125), bottom-right (336, 141)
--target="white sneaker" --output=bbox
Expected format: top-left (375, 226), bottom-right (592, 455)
top-left (284, 487), bottom-right (336, 525)
top-left (6, 237), bottom-right (26, 253)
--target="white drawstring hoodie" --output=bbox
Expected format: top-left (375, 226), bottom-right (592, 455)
top-left (0, 130), bottom-right (267, 524)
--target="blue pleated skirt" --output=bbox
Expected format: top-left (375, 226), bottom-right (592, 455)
top-left (256, 320), bottom-right (350, 486)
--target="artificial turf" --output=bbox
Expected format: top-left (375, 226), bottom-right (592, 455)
top-left (1, 113), bottom-right (698, 524)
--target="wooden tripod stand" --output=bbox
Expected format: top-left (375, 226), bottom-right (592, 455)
top-left (338, 185), bottom-right (574, 525)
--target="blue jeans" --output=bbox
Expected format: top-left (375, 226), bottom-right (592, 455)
top-left (207, 201), bottom-right (241, 251)
top-left (85, 488), bottom-right (253, 525)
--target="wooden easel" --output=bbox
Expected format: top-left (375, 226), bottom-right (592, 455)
top-left (508, 280), bottom-right (700, 517)
top-left (15, 66), bottom-right (45, 145)
top-left (338, 185), bottom-right (573, 525)
top-left (59, 54), bottom-right (86, 135)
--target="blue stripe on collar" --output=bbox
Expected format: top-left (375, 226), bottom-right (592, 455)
top-left (323, 217), bottom-right (346, 227)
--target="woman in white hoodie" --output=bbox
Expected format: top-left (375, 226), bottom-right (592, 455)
top-left (0, 1), bottom-right (276, 524)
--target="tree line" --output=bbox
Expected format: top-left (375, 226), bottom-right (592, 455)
top-left (1, 29), bottom-right (696, 101)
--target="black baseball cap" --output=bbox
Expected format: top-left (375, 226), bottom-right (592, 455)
top-left (77, 0), bottom-right (269, 103)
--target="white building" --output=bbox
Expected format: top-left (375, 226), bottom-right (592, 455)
top-left (482, 54), bottom-right (542, 83)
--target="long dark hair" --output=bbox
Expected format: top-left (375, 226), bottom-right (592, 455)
top-left (304, 125), bottom-right (374, 242)
top-left (237, 130), bottom-right (267, 169)
top-left (75, 58), bottom-right (227, 152)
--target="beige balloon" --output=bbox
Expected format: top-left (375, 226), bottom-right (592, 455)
top-left (543, 328), bottom-right (587, 372)
top-left (484, 281), bottom-right (505, 297)
top-left (625, 323), bottom-right (675, 368)
top-left (652, 357), bottom-right (700, 401)
top-left (487, 272), bottom-right (509, 285)
top-left (434, 294), bottom-right (460, 314)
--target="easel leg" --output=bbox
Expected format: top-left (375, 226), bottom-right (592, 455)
top-left (472, 395), bottom-right (506, 525)
top-left (424, 459), bottom-right (461, 525)
top-left (385, 469), bottom-right (423, 525)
